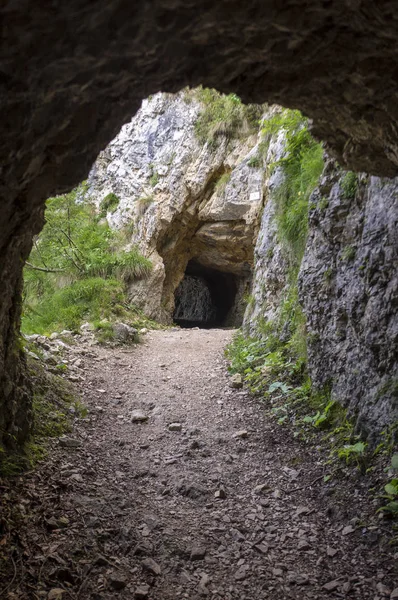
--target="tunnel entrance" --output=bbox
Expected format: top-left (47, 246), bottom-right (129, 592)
top-left (173, 260), bottom-right (239, 328)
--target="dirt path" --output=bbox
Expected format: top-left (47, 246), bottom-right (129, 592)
top-left (1, 329), bottom-right (397, 599)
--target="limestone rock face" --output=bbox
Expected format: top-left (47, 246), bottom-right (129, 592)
top-left (244, 148), bottom-right (398, 436)
top-left (88, 92), bottom-right (264, 324)
top-left (243, 132), bottom-right (289, 335)
top-left (299, 164), bottom-right (398, 437)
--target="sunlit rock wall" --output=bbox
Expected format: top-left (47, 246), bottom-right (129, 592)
top-left (88, 91), bottom-right (264, 323)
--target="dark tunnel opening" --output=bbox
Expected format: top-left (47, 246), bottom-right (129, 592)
top-left (173, 260), bottom-right (239, 328)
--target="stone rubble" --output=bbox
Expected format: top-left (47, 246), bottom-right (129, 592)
top-left (2, 328), bottom-right (396, 599)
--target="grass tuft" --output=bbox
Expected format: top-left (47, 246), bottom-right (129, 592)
top-left (22, 185), bottom-right (152, 335)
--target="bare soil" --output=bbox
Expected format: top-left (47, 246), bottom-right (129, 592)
top-left (1, 328), bottom-right (397, 599)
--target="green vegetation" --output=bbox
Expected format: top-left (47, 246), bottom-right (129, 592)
top-left (226, 327), bottom-right (372, 475)
top-left (225, 110), bottom-right (366, 468)
top-left (323, 266), bottom-right (334, 284)
top-left (149, 167), bottom-right (159, 187)
top-left (226, 110), bottom-right (324, 417)
top-left (341, 171), bottom-right (358, 200)
top-left (0, 353), bottom-right (84, 476)
top-left (263, 109), bottom-right (324, 265)
top-left (318, 196), bottom-right (329, 211)
top-left (335, 441), bottom-right (367, 468)
top-left (24, 278), bottom-right (128, 334)
top-left (137, 193), bottom-right (154, 215)
top-left (226, 104), bottom-right (394, 495)
top-left (215, 172), bottom-right (231, 193)
top-left (380, 454), bottom-right (398, 516)
top-left (22, 185), bottom-right (152, 335)
top-left (99, 192), bottom-right (120, 217)
top-left (341, 245), bottom-right (356, 262)
top-left (247, 155), bottom-right (262, 168)
top-left (193, 87), bottom-right (263, 147)
top-left (225, 111), bottom-right (381, 474)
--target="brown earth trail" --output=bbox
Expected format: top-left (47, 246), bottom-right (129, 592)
top-left (1, 329), bottom-right (397, 599)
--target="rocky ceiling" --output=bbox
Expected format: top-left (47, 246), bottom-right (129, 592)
top-left (1, 0), bottom-right (398, 449)
top-left (3, 0), bottom-right (398, 224)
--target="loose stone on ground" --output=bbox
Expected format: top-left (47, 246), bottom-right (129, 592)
top-left (1, 328), bottom-right (396, 599)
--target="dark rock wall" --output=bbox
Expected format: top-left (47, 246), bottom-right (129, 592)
top-left (2, 1), bottom-right (398, 446)
top-left (0, 209), bottom-right (41, 449)
top-left (299, 163), bottom-right (398, 437)
top-left (174, 276), bottom-right (217, 325)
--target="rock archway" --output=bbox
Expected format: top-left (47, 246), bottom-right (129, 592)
top-left (3, 1), bottom-right (398, 448)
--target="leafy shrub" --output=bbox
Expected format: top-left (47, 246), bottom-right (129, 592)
top-left (194, 87), bottom-right (263, 147)
top-left (99, 192), bottom-right (120, 217)
top-left (265, 109), bottom-right (324, 265)
top-left (247, 155), bottom-right (261, 168)
top-left (336, 441), bottom-right (367, 465)
top-left (341, 171), bottom-right (358, 200)
top-left (379, 454), bottom-right (398, 516)
top-left (22, 185), bottom-right (152, 334)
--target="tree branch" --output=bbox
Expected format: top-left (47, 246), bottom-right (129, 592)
top-left (25, 262), bottom-right (65, 273)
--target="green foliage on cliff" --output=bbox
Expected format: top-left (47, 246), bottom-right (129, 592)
top-left (194, 87), bottom-right (263, 147)
top-left (99, 192), bottom-right (120, 217)
top-left (264, 109), bottom-right (324, 265)
top-left (22, 186), bottom-right (152, 334)
top-left (227, 110), bottom-right (327, 434)
top-left (241, 110), bottom-right (324, 377)
top-left (341, 171), bottom-right (358, 200)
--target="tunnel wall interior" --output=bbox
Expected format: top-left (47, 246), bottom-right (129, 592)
top-left (173, 261), bottom-right (240, 328)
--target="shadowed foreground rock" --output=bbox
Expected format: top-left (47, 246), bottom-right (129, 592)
top-left (299, 163), bottom-right (398, 438)
top-left (2, 0), bottom-right (398, 447)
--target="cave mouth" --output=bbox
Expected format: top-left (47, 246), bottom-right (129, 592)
top-left (173, 260), bottom-right (239, 328)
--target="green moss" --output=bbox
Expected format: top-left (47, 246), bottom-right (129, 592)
top-left (247, 155), bottom-right (261, 168)
top-left (194, 87), bottom-right (263, 147)
top-left (318, 196), bottom-right (329, 211)
top-left (341, 171), bottom-right (358, 200)
top-left (215, 172), bottom-right (231, 193)
top-left (323, 267), bottom-right (334, 284)
top-left (0, 357), bottom-right (85, 477)
top-left (99, 192), bottom-right (120, 217)
top-left (149, 170), bottom-right (159, 187)
top-left (341, 245), bottom-right (356, 261)
top-left (378, 378), bottom-right (398, 400)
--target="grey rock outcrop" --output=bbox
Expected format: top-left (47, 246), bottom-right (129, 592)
top-left (243, 131), bottom-right (289, 334)
top-left (88, 92), bottom-right (264, 324)
top-left (299, 164), bottom-right (398, 437)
